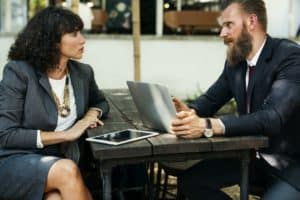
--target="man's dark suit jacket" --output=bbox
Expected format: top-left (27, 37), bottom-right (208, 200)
top-left (0, 60), bottom-right (109, 157)
top-left (190, 35), bottom-right (300, 161)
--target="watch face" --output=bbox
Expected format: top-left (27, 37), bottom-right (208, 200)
top-left (204, 129), bottom-right (213, 138)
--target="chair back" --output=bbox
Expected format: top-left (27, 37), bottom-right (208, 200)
top-left (91, 9), bottom-right (108, 32)
top-left (164, 10), bottom-right (220, 32)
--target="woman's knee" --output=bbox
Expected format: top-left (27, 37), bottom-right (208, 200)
top-left (56, 159), bottom-right (81, 179)
top-left (44, 190), bottom-right (62, 200)
top-left (46, 159), bottom-right (82, 190)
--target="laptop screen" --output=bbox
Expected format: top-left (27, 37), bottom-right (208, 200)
top-left (127, 81), bottom-right (176, 132)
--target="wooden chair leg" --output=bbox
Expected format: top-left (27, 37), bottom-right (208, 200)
top-left (176, 187), bottom-right (185, 200)
top-left (155, 164), bottom-right (163, 199)
top-left (146, 162), bottom-right (156, 200)
top-left (162, 172), bottom-right (169, 200)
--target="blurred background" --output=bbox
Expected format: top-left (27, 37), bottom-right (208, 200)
top-left (0, 0), bottom-right (299, 98)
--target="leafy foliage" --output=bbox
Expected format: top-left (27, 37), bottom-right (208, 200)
top-left (184, 88), bottom-right (237, 116)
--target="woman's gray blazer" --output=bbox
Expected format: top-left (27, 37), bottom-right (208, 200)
top-left (0, 60), bottom-right (109, 157)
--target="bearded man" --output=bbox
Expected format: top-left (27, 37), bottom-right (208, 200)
top-left (170, 0), bottom-right (300, 199)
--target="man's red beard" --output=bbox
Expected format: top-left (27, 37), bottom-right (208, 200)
top-left (224, 25), bottom-right (253, 66)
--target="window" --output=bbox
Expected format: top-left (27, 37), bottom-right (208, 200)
top-left (0, 0), bottom-right (28, 33)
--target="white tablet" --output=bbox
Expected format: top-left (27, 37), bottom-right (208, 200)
top-left (86, 129), bottom-right (159, 145)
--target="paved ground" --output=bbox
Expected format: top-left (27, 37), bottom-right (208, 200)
top-left (87, 163), bottom-right (262, 199)
top-left (162, 173), bottom-right (261, 200)
top-left (223, 185), bottom-right (261, 200)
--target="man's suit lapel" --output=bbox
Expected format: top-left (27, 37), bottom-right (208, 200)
top-left (68, 61), bottom-right (85, 117)
top-left (246, 35), bottom-right (273, 111)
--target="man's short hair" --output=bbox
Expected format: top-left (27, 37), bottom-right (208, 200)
top-left (222, 0), bottom-right (267, 32)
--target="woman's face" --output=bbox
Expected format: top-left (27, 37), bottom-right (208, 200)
top-left (59, 31), bottom-right (85, 60)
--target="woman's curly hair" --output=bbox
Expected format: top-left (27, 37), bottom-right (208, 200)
top-left (8, 6), bottom-right (83, 73)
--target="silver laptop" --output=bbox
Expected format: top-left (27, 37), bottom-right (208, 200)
top-left (126, 81), bottom-right (176, 132)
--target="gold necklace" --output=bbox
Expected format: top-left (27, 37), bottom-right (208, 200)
top-left (51, 76), bottom-right (71, 118)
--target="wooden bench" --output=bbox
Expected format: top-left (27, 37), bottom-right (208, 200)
top-left (164, 10), bottom-right (221, 34)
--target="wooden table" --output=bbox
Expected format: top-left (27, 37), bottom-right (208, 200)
top-left (87, 89), bottom-right (269, 200)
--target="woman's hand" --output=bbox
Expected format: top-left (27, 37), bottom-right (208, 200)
top-left (65, 109), bottom-right (104, 141)
top-left (171, 109), bottom-right (206, 139)
top-left (40, 109), bottom-right (105, 145)
top-left (83, 109), bottom-right (104, 128)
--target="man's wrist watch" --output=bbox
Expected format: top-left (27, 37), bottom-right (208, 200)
top-left (203, 118), bottom-right (213, 138)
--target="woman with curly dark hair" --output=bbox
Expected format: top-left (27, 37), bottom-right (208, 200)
top-left (0, 6), bottom-right (109, 200)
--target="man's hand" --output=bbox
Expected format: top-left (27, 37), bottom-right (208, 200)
top-left (172, 97), bottom-right (190, 112)
top-left (170, 109), bottom-right (206, 139)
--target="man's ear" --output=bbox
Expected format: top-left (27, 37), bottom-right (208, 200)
top-left (247, 14), bottom-right (258, 31)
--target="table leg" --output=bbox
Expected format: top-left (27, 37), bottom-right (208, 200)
top-left (101, 167), bottom-right (112, 200)
top-left (240, 152), bottom-right (250, 200)
top-left (148, 162), bottom-right (155, 200)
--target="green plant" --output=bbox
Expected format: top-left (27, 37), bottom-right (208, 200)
top-left (215, 98), bottom-right (237, 116)
top-left (184, 88), bottom-right (237, 116)
top-left (184, 85), bottom-right (203, 104)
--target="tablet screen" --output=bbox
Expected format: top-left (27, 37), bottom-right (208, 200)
top-left (94, 130), bottom-right (150, 142)
top-left (86, 129), bottom-right (159, 145)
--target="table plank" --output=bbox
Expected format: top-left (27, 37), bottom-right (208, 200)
top-left (104, 89), bottom-right (146, 129)
top-left (104, 89), bottom-right (137, 113)
top-left (148, 133), bottom-right (212, 155)
top-left (209, 136), bottom-right (269, 151)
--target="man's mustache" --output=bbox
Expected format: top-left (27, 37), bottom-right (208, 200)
top-left (224, 38), bottom-right (234, 45)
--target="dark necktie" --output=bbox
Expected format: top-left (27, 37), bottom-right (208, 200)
top-left (246, 65), bottom-right (255, 113)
